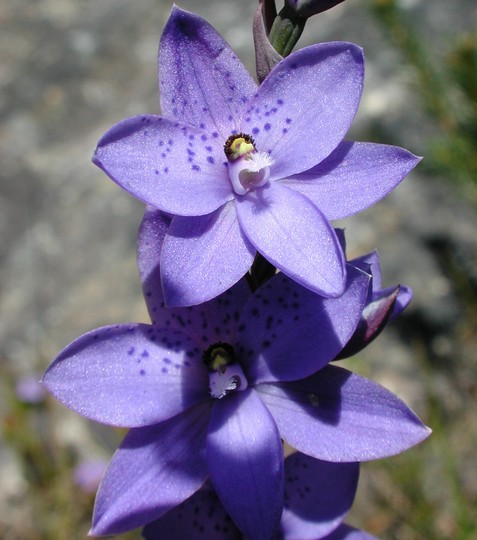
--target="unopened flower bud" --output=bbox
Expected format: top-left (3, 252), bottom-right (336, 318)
top-left (285, 0), bottom-right (346, 18)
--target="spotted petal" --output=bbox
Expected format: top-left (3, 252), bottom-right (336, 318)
top-left (242, 42), bottom-right (364, 180)
top-left (142, 486), bottom-right (241, 540)
top-left (236, 266), bottom-right (370, 384)
top-left (93, 115), bottom-right (232, 216)
top-left (161, 203), bottom-right (255, 307)
top-left (137, 207), bottom-right (252, 341)
top-left (91, 403), bottom-right (210, 535)
top-left (280, 453), bottom-right (359, 540)
top-left (159, 7), bottom-right (257, 136)
top-left (236, 182), bottom-right (346, 297)
top-left (207, 390), bottom-right (284, 540)
top-left (257, 365), bottom-right (431, 461)
top-left (283, 141), bottom-right (421, 220)
top-left (42, 324), bottom-right (208, 427)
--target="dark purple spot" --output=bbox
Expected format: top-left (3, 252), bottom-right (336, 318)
top-left (141, 350), bottom-right (149, 358)
top-left (139, 369), bottom-right (146, 376)
top-left (187, 149), bottom-right (195, 156)
top-left (164, 167), bottom-right (169, 173)
top-left (168, 139), bottom-right (174, 145)
top-left (207, 156), bottom-right (215, 164)
top-left (286, 118), bottom-right (292, 124)
top-left (252, 127), bottom-right (260, 135)
top-left (212, 132), bottom-right (219, 138)
top-left (192, 164), bottom-right (200, 171)
top-left (199, 123), bottom-right (205, 129)
top-left (127, 347), bottom-right (135, 356)
top-left (201, 134), bottom-right (207, 141)
top-left (159, 140), bottom-right (164, 147)
top-left (154, 169), bottom-right (159, 175)
top-left (277, 99), bottom-right (284, 105)
top-left (264, 123), bottom-right (271, 131)
top-left (206, 145), bottom-right (213, 152)
top-left (291, 62), bottom-right (298, 69)
top-left (282, 128), bottom-right (288, 134)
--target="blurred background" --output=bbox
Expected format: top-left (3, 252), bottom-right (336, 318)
top-left (1, 0), bottom-right (476, 538)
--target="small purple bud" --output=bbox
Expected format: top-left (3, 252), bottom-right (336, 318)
top-left (74, 459), bottom-right (107, 494)
top-left (285, 0), bottom-right (346, 18)
top-left (16, 374), bottom-right (47, 404)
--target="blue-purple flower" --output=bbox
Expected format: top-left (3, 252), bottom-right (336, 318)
top-left (42, 209), bottom-right (430, 539)
top-left (142, 452), bottom-right (373, 540)
top-left (93, 7), bottom-right (420, 307)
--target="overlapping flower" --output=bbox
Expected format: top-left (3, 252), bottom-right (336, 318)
top-left (142, 452), bottom-right (375, 540)
top-left (42, 209), bottom-right (429, 539)
top-left (93, 7), bottom-right (420, 307)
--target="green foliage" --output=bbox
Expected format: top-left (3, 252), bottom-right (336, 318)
top-left (371, 0), bottom-right (477, 204)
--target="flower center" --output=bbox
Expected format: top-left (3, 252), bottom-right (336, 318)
top-left (203, 342), bottom-right (248, 399)
top-left (224, 133), bottom-right (274, 195)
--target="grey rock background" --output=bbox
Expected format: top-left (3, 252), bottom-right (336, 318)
top-left (1, 0), bottom-right (476, 537)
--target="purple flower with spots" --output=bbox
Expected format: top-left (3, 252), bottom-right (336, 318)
top-left (42, 209), bottom-right (430, 539)
top-left (142, 452), bottom-right (374, 540)
top-left (93, 6), bottom-right (420, 307)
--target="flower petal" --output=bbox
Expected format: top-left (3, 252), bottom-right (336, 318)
top-left (348, 250), bottom-right (382, 290)
top-left (283, 141), bottom-right (421, 220)
top-left (236, 266), bottom-right (370, 384)
top-left (161, 203), bottom-right (255, 307)
top-left (207, 390), bottom-right (284, 540)
top-left (142, 486), bottom-right (242, 540)
top-left (91, 403), bottom-right (211, 535)
top-left (391, 284), bottom-right (413, 320)
top-left (42, 324), bottom-right (208, 427)
top-left (242, 42), bottom-right (364, 179)
top-left (280, 453), bottom-right (359, 540)
top-left (137, 207), bottom-right (171, 322)
top-left (335, 286), bottom-right (400, 360)
top-left (257, 365), bottom-right (431, 462)
top-left (236, 182), bottom-right (346, 298)
top-left (159, 6), bottom-right (257, 136)
top-left (137, 207), bottom-right (252, 342)
top-left (323, 524), bottom-right (379, 540)
top-left (93, 115), bottom-right (232, 216)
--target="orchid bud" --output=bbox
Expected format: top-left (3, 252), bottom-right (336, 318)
top-left (285, 0), bottom-right (346, 18)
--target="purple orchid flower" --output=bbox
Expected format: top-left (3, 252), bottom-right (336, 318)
top-left (93, 6), bottom-right (420, 307)
top-left (42, 209), bottom-right (430, 539)
top-left (142, 451), bottom-right (369, 540)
